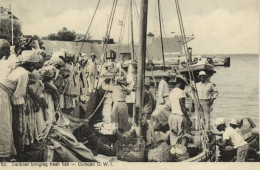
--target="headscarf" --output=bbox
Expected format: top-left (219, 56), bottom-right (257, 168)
top-left (39, 66), bottom-right (58, 80)
top-left (17, 50), bottom-right (42, 64)
top-left (44, 57), bottom-right (65, 68)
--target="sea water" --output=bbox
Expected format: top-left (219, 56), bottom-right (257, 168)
top-left (210, 54), bottom-right (259, 127)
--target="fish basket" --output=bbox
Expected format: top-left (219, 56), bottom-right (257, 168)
top-left (115, 138), bottom-right (145, 162)
top-left (147, 142), bottom-right (172, 162)
top-left (96, 136), bottom-right (116, 156)
top-left (170, 144), bottom-right (189, 162)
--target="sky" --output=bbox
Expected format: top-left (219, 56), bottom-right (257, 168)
top-left (1, 0), bottom-right (259, 54)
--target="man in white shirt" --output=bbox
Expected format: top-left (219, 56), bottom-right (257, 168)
top-left (196, 71), bottom-right (218, 130)
top-left (157, 76), bottom-right (170, 106)
top-left (168, 75), bottom-right (192, 145)
top-left (215, 117), bottom-right (247, 149)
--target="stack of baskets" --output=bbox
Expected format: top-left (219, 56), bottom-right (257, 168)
top-left (115, 138), bottom-right (145, 162)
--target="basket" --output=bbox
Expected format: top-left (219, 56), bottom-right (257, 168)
top-left (147, 142), bottom-right (172, 162)
top-left (115, 138), bottom-right (145, 162)
top-left (170, 144), bottom-right (189, 162)
top-left (96, 136), bottom-right (116, 156)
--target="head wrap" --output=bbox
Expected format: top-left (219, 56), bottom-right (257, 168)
top-left (44, 57), bottom-right (65, 68)
top-left (18, 50), bottom-right (41, 64)
top-left (39, 66), bottom-right (57, 79)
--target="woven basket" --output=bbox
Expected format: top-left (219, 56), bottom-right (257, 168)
top-left (170, 144), bottom-right (189, 162)
top-left (148, 142), bottom-right (172, 162)
top-left (115, 138), bottom-right (145, 162)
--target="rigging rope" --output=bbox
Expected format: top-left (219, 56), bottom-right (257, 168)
top-left (94, 0), bottom-right (118, 91)
top-left (117, 0), bottom-right (129, 54)
top-left (174, 0), bottom-right (209, 149)
top-left (55, 0), bottom-right (101, 111)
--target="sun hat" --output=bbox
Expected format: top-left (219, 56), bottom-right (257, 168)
top-left (198, 71), bottom-right (207, 77)
top-left (215, 117), bottom-right (226, 126)
top-left (176, 74), bottom-right (189, 85)
top-left (230, 118), bottom-right (238, 125)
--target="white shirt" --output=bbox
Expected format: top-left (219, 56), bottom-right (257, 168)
top-left (196, 82), bottom-right (218, 100)
top-left (223, 126), bottom-right (247, 148)
top-left (158, 79), bottom-right (169, 104)
top-left (169, 87), bottom-right (186, 115)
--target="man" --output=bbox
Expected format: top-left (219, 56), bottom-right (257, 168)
top-left (230, 119), bottom-right (244, 138)
top-left (0, 39), bottom-right (10, 60)
top-left (157, 75), bottom-right (170, 106)
top-left (86, 53), bottom-right (97, 93)
top-left (196, 71), bottom-right (218, 130)
top-left (215, 117), bottom-right (247, 149)
top-left (168, 75), bottom-right (192, 145)
top-left (143, 77), bottom-right (155, 119)
top-left (215, 117), bottom-right (251, 162)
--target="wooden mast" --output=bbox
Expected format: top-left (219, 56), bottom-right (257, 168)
top-left (136, 0), bottom-right (148, 131)
top-left (130, 0), bottom-right (135, 62)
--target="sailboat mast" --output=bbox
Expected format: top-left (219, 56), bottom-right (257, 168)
top-left (130, 0), bottom-right (135, 62)
top-left (136, 0), bottom-right (148, 129)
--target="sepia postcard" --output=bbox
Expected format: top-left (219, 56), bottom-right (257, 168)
top-left (0, 0), bottom-right (259, 169)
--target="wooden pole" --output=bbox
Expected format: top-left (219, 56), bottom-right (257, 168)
top-left (130, 0), bottom-right (135, 62)
top-left (136, 0), bottom-right (148, 132)
top-left (157, 0), bottom-right (165, 72)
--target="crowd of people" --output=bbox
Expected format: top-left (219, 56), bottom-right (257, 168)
top-left (0, 38), bottom-right (104, 161)
top-left (0, 37), bottom-right (257, 162)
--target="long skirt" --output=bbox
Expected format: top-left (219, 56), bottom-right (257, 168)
top-left (87, 75), bottom-right (95, 93)
top-left (44, 93), bottom-right (56, 124)
top-left (0, 88), bottom-right (16, 157)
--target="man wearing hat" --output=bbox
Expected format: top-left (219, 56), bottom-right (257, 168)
top-left (215, 117), bottom-right (248, 149)
top-left (157, 75), bottom-right (170, 106)
top-left (86, 53), bottom-right (97, 93)
top-left (168, 75), bottom-right (192, 145)
top-left (196, 71), bottom-right (218, 130)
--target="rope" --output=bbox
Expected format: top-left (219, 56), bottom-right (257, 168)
top-left (55, 0), bottom-right (101, 111)
top-left (94, 0), bottom-right (118, 92)
top-left (117, 0), bottom-right (129, 54)
top-left (174, 0), bottom-right (208, 149)
top-left (87, 0), bottom-right (119, 119)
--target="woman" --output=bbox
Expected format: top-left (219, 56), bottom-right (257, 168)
top-left (40, 66), bottom-right (59, 124)
top-left (102, 77), bottom-right (130, 137)
top-left (0, 50), bottom-right (41, 160)
top-left (22, 56), bottom-right (47, 147)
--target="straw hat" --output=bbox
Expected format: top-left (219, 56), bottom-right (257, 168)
top-left (176, 74), bottom-right (189, 85)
